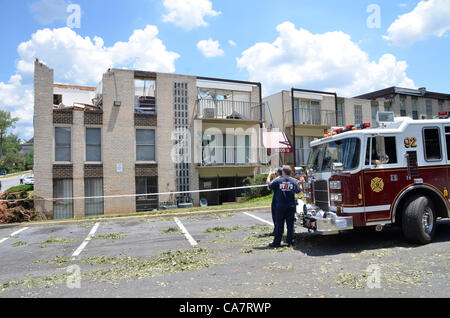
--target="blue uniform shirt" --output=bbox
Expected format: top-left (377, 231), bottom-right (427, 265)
top-left (269, 176), bottom-right (302, 208)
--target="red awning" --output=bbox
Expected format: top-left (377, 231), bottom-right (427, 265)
top-left (263, 131), bottom-right (292, 152)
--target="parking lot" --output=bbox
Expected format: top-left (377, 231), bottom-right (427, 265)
top-left (0, 209), bottom-right (449, 298)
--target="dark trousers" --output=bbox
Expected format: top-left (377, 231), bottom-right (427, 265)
top-left (271, 202), bottom-right (276, 229)
top-left (273, 206), bottom-right (296, 246)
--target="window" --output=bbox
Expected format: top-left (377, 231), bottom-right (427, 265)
top-left (53, 179), bottom-right (73, 219)
top-left (412, 98), bottom-right (418, 120)
top-left (135, 79), bottom-right (156, 112)
top-left (426, 100), bottom-right (433, 119)
top-left (371, 105), bottom-right (378, 123)
top-left (445, 127), bottom-right (450, 160)
top-left (53, 94), bottom-right (62, 105)
top-left (384, 105), bottom-right (392, 112)
top-left (439, 100), bottom-right (444, 113)
top-left (136, 129), bottom-right (156, 161)
top-left (85, 178), bottom-right (103, 216)
top-left (400, 97), bottom-right (407, 116)
top-left (307, 138), bottom-right (361, 172)
top-left (86, 128), bottom-right (101, 162)
top-left (423, 127), bottom-right (442, 161)
top-left (365, 136), bottom-right (398, 165)
top-left (296, 136), bottom-right (313, 165)
top-left (55, 127), bottom-right (71, 162)
top-left (337, 103), bottom-right (344, 126)
top-left (354, 105), bottom-right (362, 124)
top-left (136, 177), bottom-right (158, 212)
top-left (236, 135), bottom-right (251, 164)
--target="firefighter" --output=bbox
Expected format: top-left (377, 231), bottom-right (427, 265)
top-left (266, 167), bottom-right (283, 236)
top-left (267, 165), bottom-right (302, 248)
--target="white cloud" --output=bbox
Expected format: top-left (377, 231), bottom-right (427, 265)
top-left (162, 0), bottom-right (221, 30)
top-left (0, 26), bottom-right (180, 139)
top-left (197, 38), bottom-right (224, 58)
top-left (384, 0), bottom-right (450, 46)
top-left (228, 40), bottom-right (237, 47)
top-left (29, 0), bottom-right (68, 25)
top-left (236, 22), bottom-right (415, 97)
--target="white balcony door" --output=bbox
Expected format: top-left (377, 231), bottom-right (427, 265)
top-left (236, 135), bottom-right (246, 164)
top-left (225, 134), bottom-right (234, 164)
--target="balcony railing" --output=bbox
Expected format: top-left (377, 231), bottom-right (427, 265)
top-left (197, 99), bottom-right (264, 121)
top-left (135, 96), bottom-right (156, 114)
top-left (285, 108), bottom-right (336, 127)
top-left (200, 146), bottom-right (268, 167)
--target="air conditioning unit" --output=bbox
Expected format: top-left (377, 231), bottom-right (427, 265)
top-left (203, 108), bottom-right (215, 118)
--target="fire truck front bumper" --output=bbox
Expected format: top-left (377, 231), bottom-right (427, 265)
top-left (301, 204), bottom-right (354, 235)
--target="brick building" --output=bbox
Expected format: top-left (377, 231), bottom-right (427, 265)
top-left (263, 89), bottom-right (372, 167)
top-left (34, 60), bottom-right (266, 219)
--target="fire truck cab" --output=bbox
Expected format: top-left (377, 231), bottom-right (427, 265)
top-left (300, 112), bottom-right (450, 244)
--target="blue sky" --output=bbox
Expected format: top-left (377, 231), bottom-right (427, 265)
top-left (0, 0), bottom-right (449, 139)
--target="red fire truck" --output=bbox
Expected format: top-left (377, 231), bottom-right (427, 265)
top-left (300, 112), bottom-right (450, 244)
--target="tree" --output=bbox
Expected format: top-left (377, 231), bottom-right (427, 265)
top-left (0, 152), bottom-right (25, 173)
top-left (25, 149), bottom-right (34, 170)
top-left (0, 110), bottom-right (19, 160)
top-left (2, 134), bottom-right (21, 155)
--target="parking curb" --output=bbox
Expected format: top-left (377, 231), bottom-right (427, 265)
top-left (0, 205), bottom-right (271, 229)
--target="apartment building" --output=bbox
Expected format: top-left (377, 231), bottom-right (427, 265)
top-left (263, 89), bottom-right (371, 167)
top-left (355, 87), bottom-right (450, 121)
top-left (34, 59), bottom-right (266, 219)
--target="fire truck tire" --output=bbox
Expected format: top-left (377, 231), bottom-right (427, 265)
top-left (402, 195), bottom-right (436, 245)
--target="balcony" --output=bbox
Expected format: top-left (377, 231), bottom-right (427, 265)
top-left (285, 108), bottom-right (336, 127)
top-left (196, 99), bottom-right (264, 121)
top-left (199, 146), bottom-right (268, 167)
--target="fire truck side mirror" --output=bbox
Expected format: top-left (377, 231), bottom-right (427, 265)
top-left (332, 162), bottom-right (344, 171)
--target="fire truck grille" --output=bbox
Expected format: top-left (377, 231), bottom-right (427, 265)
top-left (313, 180), bottom-right (329, 211)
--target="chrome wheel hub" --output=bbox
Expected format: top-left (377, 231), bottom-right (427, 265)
top-left (422, 207), bottom-right (434, 234)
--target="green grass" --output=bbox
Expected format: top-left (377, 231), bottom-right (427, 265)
top-left (5, 184), bottom-right (33, 193)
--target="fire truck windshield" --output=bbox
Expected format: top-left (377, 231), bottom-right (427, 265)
top-left (307, 138), bottom-right (361, 172)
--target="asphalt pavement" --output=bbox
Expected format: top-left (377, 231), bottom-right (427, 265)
top-left (0, 210), bottom-right (449, 298)
top-left (0, 173), bottom-right (31, 193)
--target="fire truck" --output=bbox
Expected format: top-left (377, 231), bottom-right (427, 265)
top-left (300, 111), bottom-right (450, 244)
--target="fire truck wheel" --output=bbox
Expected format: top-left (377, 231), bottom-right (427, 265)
top-left (402, 195), bottom-right (437, 245)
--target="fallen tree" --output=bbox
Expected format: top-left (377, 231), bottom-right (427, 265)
top-left (0, 186), bottom-right (47, 224)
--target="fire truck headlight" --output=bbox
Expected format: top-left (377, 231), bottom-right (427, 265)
top-left (303, 182), bottom-right (311, 190)
top-left (304, 192), bottom-right (312, 199)
top-left (329, 181), bottom-right (342, 190)
top-left (331, 193), bottom-right (342, 202)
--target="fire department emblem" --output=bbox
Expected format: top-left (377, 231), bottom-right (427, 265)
top-left (370, 177), bottom-right (384, 193)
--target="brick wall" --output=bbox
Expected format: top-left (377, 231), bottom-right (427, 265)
top-left (84, 110), bottom-right (103, 125)
top-left (84, 165), bottom-right (103, 178)
top-left (135, 113), bottom-right (157, 127)
top-left (53, 109), bottom-right (73, 124)
top-left (34, 60), bottom-right (54, 217)
top-left (135, 164), bottom-right (158, 177)
top-left (53, 165), bottom-right (73, 179)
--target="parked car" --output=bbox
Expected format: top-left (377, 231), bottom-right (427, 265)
top-left (24, 175), bottom-right (34, 185)
top-left (0, 170), bottom-right (7, 176)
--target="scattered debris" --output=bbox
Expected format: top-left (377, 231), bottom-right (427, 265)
top-left (92, 233), bottom-right (126, 240)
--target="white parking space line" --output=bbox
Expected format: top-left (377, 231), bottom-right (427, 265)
top-left (243, 212), bottom-right (274, 226)
top-left (0, 227), bottom-right (29, 244)
top-left (72, 222), bottom-right (100, 257)
top-left (174, 217), bottom-right (198, 247)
